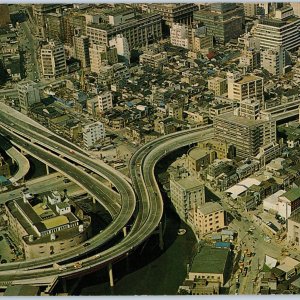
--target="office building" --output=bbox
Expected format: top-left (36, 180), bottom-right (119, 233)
top-left (170, 23), bottom-right (189, 49)
top-left (243, 3), bottom-right (259, 17)
top-left (0, 4), bottom-right (11, 27)
top-left (17, 80), bottom-right (41, 114)
top-left (89, 44), bottom-right (118, 74)
top-left (214, 107), bottom-right (276, 159)
top-left (208, 77), bottom-right (227, 96)
top-left (45, 12), bottom-right (65, 42)
top-left (73, 35), bottom-right (90, 68)
top-left (41, 41), bottom-right (67, 79)
top-left (140, 50), bottom-right (168, 69)
top-left (261, 47), bottom-right (286, 76)
top-left (82, 121), bottom-right (106, 149)
top-left (291, 3), bottom-right (300, 17)
top-left (227, 72), bottom-right (264, 108)
top-left (251, 7), bottom-right (300, 51)
top-left (145, 3), bottom-right (197, 32)
top-left (86, 10), bottom-right (162, 51)
top-left (109, 34), bottom-right (130, 64)
top-left (193, 4), bottom-right (244, 44)
top-left (98, 91), bottom-right (113, 113)
top-left (189, 202), bottom-right (225, 236)
top-left (170, 175), bottom-right (205, 221)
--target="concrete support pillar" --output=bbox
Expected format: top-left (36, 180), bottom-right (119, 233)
top-left (46, 164), bottom-right (50, 175)
top-left (108, 263), bottom-right (114, 287)
top-left (158, 221), bottom-right (164, 251)
top-left (92, 197), bottom-right (96, 204)
top-left (62, 278), bottom-right (67, 293)
top-left (122, 226), bottom-right (127, 238)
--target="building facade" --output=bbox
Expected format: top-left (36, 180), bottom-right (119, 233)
top-left (73, 35), bottom-right (90, 68)
top-left (98, 91), bottom-right (113, 113)
top-left (170, 23), bottom-right (189, 49)
top-left (17, 80), bottom-right (41, 114)
top-left (82, 121), bottom-right (106, 148)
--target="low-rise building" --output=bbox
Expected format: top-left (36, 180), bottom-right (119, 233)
top-left (188, 246), bottom-right (231, 286)
top-left (189, 202), bottom-right (225, 236)
top-left (287, 210), bottom-right (300, 247)
top-left (82, 121), bottom-right (106, 149)
top-left (208, 77), bottom-right (227, 96)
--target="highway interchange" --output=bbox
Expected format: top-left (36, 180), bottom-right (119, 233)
top-left (0, 106), bottom-right (214, 288)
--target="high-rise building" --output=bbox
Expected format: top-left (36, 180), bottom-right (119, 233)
top-left (214, 105), bottom-right (276, 159)
top-left (86, 10), bottom-right (162, 51)
top-left (82, 121), bottom-right (105, 149)
top-left (17, 80), bottom-right (41, 114)
top-left (89, 44), bottom-right (118, 74)
top-left (261, 47), bottom-right (286, 76)
top-left (41, 41), bottom-right (67, 79)
top-left (32, 4), bottom-right (61, 38)
top-left (251, 6), bottom-right (300, 51)
top-left (193, 4), bottom-right (244, 44)
top-left (170, 175), bottom-right (205, 221)
top-left (73, 35), bottom-right (90, 68)
top-left (0, 4), bottom-right (11, 27)
top-left (109, 34), bottom-right (130, 64)
top-left (170, 23), bottom-right (189, 49)
top-left (208, 77), bottom-right (227, 96)
top-left (227, 72), bottom-right (264, 108)
top-left (98, 91), bottom-right (113, 113)
top-left (239, 48), bottom-right (261, 72)
top-left (45, 12), bottom-right (65, 42)
top-left (243, 3), bottom-right (259, 17)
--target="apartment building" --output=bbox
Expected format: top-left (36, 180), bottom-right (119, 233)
top-left (288, 210), bottom-right (300, 248)
top-left (208, 77), bottom-right (227, 96)
top-left (17, 80), bottom-right (41, 114)
top-left (98, 91), bottom-right (113, 113)
top-left (41, 40), bottom-right (66, 79)
top-left (82, 121), bottom-right (106, 149)
top-left (227, 72), bottom-right (264, 108)
top-left (189, 202), bottom-right (225, 236)
top-left (73, 35), bottom-right (90, 68)
top-left (170, 175), bottom-right (205, 221)
top-left (261, 47), bottom-right (286, 76)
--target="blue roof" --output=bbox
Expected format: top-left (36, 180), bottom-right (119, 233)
top-left (215, 242), bottom-right (231, 248)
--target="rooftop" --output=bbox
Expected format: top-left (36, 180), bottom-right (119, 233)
top-left (197, 202), bottom-right (224, 215)
top-left (236, 74), bottom-right (262, 84)
top-left (173, 176), bottom-right (204, 191)
top-left (281, 187), bottom-right (300, 202)
top-left (190, 246), bottom-right (229, 274)
top-left (188, 147), bottom-right (210, 160)
top-left (216, 111), bottom-right (266, 127)
top-left (277, 257), bottom-right (300, 273)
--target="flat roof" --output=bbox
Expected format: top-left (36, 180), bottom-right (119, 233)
top-left (236, 74), bottom-right (262, 84)
top-left (190, 246), bottom-right (229, 274)
top-left (277, 257), bottom-right (300, 273)
top-left (188, 147), bottom-right (210, 160)
top-left (4, 285), bottom-right (39, 296)
top-left (41, 215), bottom-right (69, 230)
top-left (225, 178), bottom-right (261, 199)
top-left (215, 111), bottom-right (263, 127)
top-left (263, 190), bottom-right (286, 205)
top-left (175, 176), bottom-right (203, 191)
top-left (197, 202), bottom-right (223, 215)
top-left (281, 188), bottom-right (300, 202)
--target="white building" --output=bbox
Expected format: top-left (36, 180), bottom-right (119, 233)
top-left (109, 34), bottom-right (130, 64)
top-left (17, 80), bottom-right (41, 114)
top-left (227, 72), bottom-right (264, 108)
top-left (170, 23), bottom-right (189, 49)
top-left (82, 121), bottom-right (105, 149)
top-left (263, 190), bottom-right (286, 214)
top-left (261, 47), bottom-right (285, 76)
top-left (251, 7), bottom-right (300, 51)
top-left (41, 40), bottom-right (66, 79)
top-left (98, 91), bottom-right (113, 113)
top-left (170, 175), bottom-right (205, 220)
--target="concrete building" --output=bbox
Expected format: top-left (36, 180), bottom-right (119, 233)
top-left (41, 40), bottom-right (66, 79)
top-left (214, 109), bottom-right (276, 159)
top-left (227, 72), bottom-right (264, 108)
top-left (189, 202), bottom-right (225, 236)
top-left (167, 102), bottom-right (183, 121)
top-left (239, 48), bottom-right (261, 72)
top-left (261, 47), bottom-right (285, 76)
top-left (187, 147), bottom-right (215, 174)
top-left (17, 80), bottom-right (41, 114)
top-left (243, 3), bottom-right (259, 17)
top-left (251, 7), bottom-right (300, 51)
top-left (45, 12), bottom-right (65, 42)
top-left (4, 191), bottom-right (90, 259)
top-left (291, 3), bottom-right (300, 17)
top-left (170, 175), bottom-right (205, 221)
top-left (208, 77), bottom-right (227, 96)
top-left (139, 50), bottom-right (168, 70)
top-left (82, 121), bottom-right (105, 149)
top-left (89, 44), bottom-right (118, 74)
top-left (109, 34), bottom-right (130, 64)
top-left (193, 4), bottom-right (244, 44)
top-left (288, 210), bottom-right (300, 247)
top-left (73, 35), bottom-right (90, 68)
top-left (86, 10), bottom-right (162, 51)
top-left (170, 23), bottom-right (189, 49)
top-left (0, 4), bottom-right (11, 27)
top-left (98, 91), bottom-right (113, 114)
top-left (188, 246), bottom-right (231, 286)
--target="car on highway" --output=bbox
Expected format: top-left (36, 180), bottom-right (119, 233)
top-left (83, 242), bottom-right (90, 247)
top-left (74, 262), bottom-right (82, 269)
top-left (63, 178), bottom-right (70, 183)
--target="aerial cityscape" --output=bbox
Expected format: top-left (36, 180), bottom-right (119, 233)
top-left (1, 2), bottom-right (300, 296)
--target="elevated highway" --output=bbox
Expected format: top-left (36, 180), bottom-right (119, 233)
top-left (0, 106), bottom-right (214, 288)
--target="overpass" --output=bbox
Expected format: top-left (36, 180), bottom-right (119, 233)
top-left (0, 105), bottom-right (214, 290)
top-left (261, 99), bottom-right (300, 122)
top-left (0, 135), bottom-right (30, 183)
